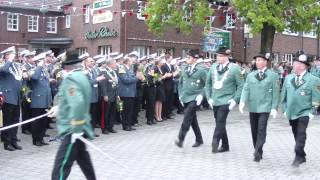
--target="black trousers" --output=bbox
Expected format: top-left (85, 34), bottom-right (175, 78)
top-left (249, 112), bottom-right (269, 156)
top-left (90, 102), bottom-right (99, 128)
top-left (52, 135), bottom-right (96, 180)
top-left (174, 93), bottom-right (184, 113)
top-left (1, 103), bottom-right (19, 145)
top-left (31, 108), bottom-right (48, 143)
top-left (163, 87), bottom-right (173, 118)
top-left (103, 101), bottom-right (116, 131)
top-left (132, 96), bottom-right (140, 125)
top-left (212, 105), bottom-right (230, 148)
top-left (178, 101), bottom-right (203, 143)
top-left (21, 101), bottom-right (32, 132)
top-left (145, 86), bottom-right (156, 123)
top-left (121, 97), bottom-right (135, 129)
top-left (289, 117), bottom-right (309, 159)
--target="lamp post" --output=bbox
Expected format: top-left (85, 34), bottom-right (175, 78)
top-left (317, 18), bottom-right (320, 57)
top-left (40, 5), bottom-right (48, 52)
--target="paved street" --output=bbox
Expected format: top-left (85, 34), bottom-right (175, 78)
top-left (1, 109), bottom-right (320, 180)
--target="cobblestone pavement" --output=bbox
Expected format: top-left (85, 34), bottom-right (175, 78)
top-left (1, 109), bottom-right (320, 180)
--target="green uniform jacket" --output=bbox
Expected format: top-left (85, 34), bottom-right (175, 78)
top-left (240, 69), bottom-right (280, 113)
top-left (56, 69), bottom-right (94, 139)
top-left (205, 63), bottom-right (244, 106)
top-left (310, 66), bottom-right (320, 78)
top-left (281, 72), bottom-right (320, 120)
top-left (178, 63), bottom-right (207, 103)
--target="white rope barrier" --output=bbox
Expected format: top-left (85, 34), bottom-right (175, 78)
top-left (0, 112), bottom-right (49, 131)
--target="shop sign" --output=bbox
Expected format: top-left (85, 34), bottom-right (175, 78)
top-left (85, 27), bottom-right (118, 40)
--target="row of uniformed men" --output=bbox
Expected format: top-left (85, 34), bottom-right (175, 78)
top-left (0, 46), bottom-right (198, 151)
top-left (176, 47), bottom-right (320, 168)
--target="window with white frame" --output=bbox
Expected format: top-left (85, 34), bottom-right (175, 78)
top-left (136, 1), bottom-right (147, 20)
top-left (98, 46), bottom-right (112, 55)
top-left (303, 25), bottom-right (317, 38)
top-left (133, 46), bottom-right (150, 57)
top-left (7, 13), bottom-right (19, 31)
top-left (282, 23), bottom-right (299, 36)
top-left (77, 48), bottom-right (88, 55)
top-left (284, 53), bottom-right (293, 65)
top-left (47, 17), bottom-right (57, 33)
top-left (157, 48), bottom-right (174, 56)
top-left (182, 49), bottom-right (191, 58)
top-left (65, 15), bottom-right (71, 28)
top-left (83, 4), bottom-right (90, 23)
top-left (27, 15), bottom-right (38, 32)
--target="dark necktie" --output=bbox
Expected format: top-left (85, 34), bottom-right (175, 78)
top-left (295, 75), bottom-right (300, 86)
top-left (259, 71), bottom-right (264, 79)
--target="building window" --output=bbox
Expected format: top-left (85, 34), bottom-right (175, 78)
top-left (133, 46), bottom-right (150, 57)
top-left (77, 48), bottom-right (87, 55)
top-left (47, 17), bottom-right (57, 33)
top-left (98, 46), bottom-right (112, 55)
top-left (157, 48), bottom-right (174, 56)
top-left (136, 1), bottom-right (147, 21)
top-left (182, 49), bottom-right (191, 58)
top-left (65, 15), bottom-right (71, 28)
top-left (303, 25), bottom-right (317, 38)
top-left (283, 53), bottom-right (293, 65)
top-left (27, 16), bottom-right (38, 32)
top-left (282, 23), bottom-right (299, 36)
top-left (83, 4), bottom-right (90, 23)
top-left (7, 13), bottom-right (19, 31)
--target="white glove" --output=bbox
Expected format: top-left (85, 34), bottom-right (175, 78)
top-left (195, 95), bottom-right (203, 106)
top-left (309, 113), bottom-right (314, 120)
top-left (208, 99), bottom-right (214, 109)
top-left (37, 60), bottom-right (44, 67)
top-left (239, 102), bottom-right (245, 114)
top-left (47, 106), bottom-right (58, 118)
top-left (228, 99), bottom-right (237, 110)
top-left (284, 112), bottom-right (287, 119)
top-left (71, 132), bottom-right (84, 143)
top-left (270, 109), bottom-right (277, 119)
top-left (179, 98), bottom-right (184, 107)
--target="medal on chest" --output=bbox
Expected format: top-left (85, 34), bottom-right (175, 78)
top-left (213, 68), bottom-right (229, 90)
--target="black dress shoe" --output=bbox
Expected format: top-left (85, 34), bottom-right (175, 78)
top-left (123, 128), bottom-right (131, 131)
top-left (253, 155), bottom-right (262, 162)
top-left (147, 121), bottom-right (152, 125)
top-left (40, 141), bottom-right (49, 146)
top-left (34, 141), bottom-right (43, 147)
top-left (292, 157), bottom-right (306, 167)
top-left (192, 142), bottom-right (203, 148)
top-left (218, 147), bottom-right (229, 153)
top-left (22, 130), bottom-right (31, 135)
top-left (151, 121), bottom-right (157, 124)
top-left (94, 134), bottom-right (100, 137)
top-left (108, 129), bottom-right (117, 133)
top-left (12, 142), bottom-right (22, 150)
top-left (4, 144), bottom-right (16, 151)
top-left (129, 127), bottom-right (136, 131)
top-left (175, 140), bottom-right (183, 148)
top-left (102, 130), bottom-right (109, 135)
top-left (162, 117), bottom-right (167, 121)
top-left (212, 143), bottom-right (219, 153)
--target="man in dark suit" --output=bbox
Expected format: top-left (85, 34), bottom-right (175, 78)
top-left (100, 58), bottom-right (119, 134)
top-left (161, 52), bottom-right (175, 119)
top-left (118, 53), bottom-right (144, 131)
top-left (29, 52), bottom-right (52, 146)
top-left (0, 46), bottom-right (23, 151)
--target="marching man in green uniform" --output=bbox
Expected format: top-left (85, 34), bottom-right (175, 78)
top-left (281, 54), bottom-right (320, 167)
top-left (175, 49), bottom-right (207, 148)
top-left (205, 47), bottom-right (244, 153)
top-left (49, 50), bottom-right (96, 180)
top-left (310, 56), bottom-right (320, 78)
top-left (239, 53), bottom-right (280, 162)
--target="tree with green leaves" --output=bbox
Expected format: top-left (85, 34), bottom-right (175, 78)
top-left (233, 0), bottom-right (320, 54)
top-left (145, 0), bottom-right (320, 58)
top-left (144, 0), bottom-right (213, 35)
